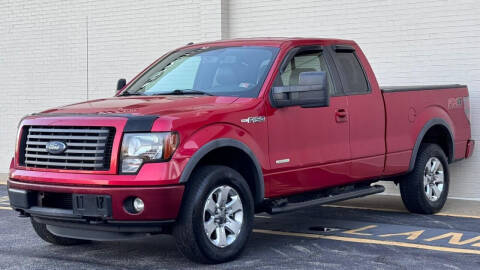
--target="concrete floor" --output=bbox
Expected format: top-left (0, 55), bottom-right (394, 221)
top-left (2, 182), bottom-right (480, 269)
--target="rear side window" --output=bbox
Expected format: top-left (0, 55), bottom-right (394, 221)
top-left (334, 52), bottom-right (369, 94)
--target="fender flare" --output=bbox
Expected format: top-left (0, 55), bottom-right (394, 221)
top-left (408, 118), bottom-right (454, 172)
top-left (178, 138), bottom-right (265, 204)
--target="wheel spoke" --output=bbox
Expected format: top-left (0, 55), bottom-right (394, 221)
top-left (215, 226), bottom-right (227, 247)
top-left (217, 186), bottom-right (231, 207)
top-left (204, 198), bottom-right (216, 215)
top-left (425, 185), bottom-right (433, 200)
top-left (424, 175), bottom-right (429, 186)
top-left (434, 171), bottom-right (444, 183)
top-left (425, 161), bottom-right (432, 173)
top-left (433, 177), bottom-right (444, 185)
top-left (432, 184), bottom-right (442, 199)
top-left (431, 159), bottom-right (439, 173)
top-left (225, 217), bottom-right (242, 235)
top-left (226, 195), bottom-right (243, 213)
top-left (204, 218), bottom-right (216, 237)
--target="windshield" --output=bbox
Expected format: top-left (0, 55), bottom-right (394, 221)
top-left (122, 46), bottom-right (279, 97)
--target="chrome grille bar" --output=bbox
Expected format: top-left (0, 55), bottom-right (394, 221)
top-left (25, 148), bottom-right (105, 154)
top-left (27, 134), bottom-right (108, 140)
top-left (29, 127), bottom-right (110, 134)
top-left (24, 160), bottom-right (104, 168)
top-left (25, 154), bottom-right (104, 161)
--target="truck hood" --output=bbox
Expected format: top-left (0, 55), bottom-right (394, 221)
top-left (40, 95), bottom-right (240, 116)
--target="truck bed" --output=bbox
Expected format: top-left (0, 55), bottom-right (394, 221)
top-left (380, 84), bottom-right (471, 176)
top-left (381, 84), bottom-right (466, 92)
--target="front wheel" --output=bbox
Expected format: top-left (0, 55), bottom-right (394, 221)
top-left (399, 143), bottom-right (449, 214)
top-left (173, 165), bottom-right (254, 264)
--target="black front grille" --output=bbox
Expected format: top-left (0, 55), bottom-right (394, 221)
top-left (40, 192), bottom-right (73, 210)
top-left (20, 126), bottom-right (115, 171)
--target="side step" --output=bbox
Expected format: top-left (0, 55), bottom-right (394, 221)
top-left (266, 185), bottom-right (385, 215)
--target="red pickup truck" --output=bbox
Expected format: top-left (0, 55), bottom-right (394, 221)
top-left (8, 38), bottom-right (474, 263)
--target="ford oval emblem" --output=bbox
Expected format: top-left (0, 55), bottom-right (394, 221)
top-left (45, 141), bottom-right (67, 154)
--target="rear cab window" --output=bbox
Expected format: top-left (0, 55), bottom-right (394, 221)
top-left (332, 46), bottom-right (370, 95)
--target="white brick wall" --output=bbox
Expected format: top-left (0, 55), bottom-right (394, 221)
top-left (1, 0), bottom-right (479, 199)
top-left (226, 0), bottom-right (480, 199)
top-left (0, 0), bottom-right (224, 170)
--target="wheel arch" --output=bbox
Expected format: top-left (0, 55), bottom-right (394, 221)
top-left (179, 138), bottom-right (265, 206)
top-left (408, 118), bottom-right (454, 172)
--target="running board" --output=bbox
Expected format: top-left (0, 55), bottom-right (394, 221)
top-left (266, 185), bottom-right (385, 215)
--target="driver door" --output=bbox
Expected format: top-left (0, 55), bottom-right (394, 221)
top-left (266, 46), bottom-right (351, 196)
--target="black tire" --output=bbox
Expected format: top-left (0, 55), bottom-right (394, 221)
top-left (399, 143), bottom-right (449, 214)
top-left (31, 218), bottom-right (91, 246)
top-left (173, 165), bottom-right (254, 264)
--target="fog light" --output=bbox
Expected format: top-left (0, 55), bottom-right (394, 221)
top-left (133, 197), bottom-right (144, 213)
top-left (124, 197), bottom-right (145, 214)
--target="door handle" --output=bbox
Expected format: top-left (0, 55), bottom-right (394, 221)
top-left (335, 109), bottom-right (348, 122)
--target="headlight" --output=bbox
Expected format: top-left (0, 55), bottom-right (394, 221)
top-left (120, 132), bottom-right (179, 173)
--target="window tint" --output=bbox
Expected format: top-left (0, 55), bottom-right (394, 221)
top-left (274, 50), bottom-right (335, 95)
top-left (334, 52), bottom-right (369, 94)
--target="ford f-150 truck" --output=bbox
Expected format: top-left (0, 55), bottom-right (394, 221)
top-left (8, 38), bottom-right (474, 263)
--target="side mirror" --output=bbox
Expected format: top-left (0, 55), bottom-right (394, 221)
top-left (116, 78), bottom-right (127, 92)
top-left (271, 71), bottom-right (329, 108)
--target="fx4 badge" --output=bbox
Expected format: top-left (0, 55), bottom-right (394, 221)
top-left (241, 116), bottom-right (265, 124)
top-left (447, 97), bottom-right (463, 110)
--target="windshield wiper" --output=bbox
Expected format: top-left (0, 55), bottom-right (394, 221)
top-left (120, 92), bottom-right (144, 96)
top-left (121, 89), bottom-right (213, 97)
top-left (156, 89), bottom-right (213, 96)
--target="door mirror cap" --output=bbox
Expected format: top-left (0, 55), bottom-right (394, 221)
top-left (116, 78), bottom-right (127, 92)
top-left (271, 71), bottom-right (330, 108)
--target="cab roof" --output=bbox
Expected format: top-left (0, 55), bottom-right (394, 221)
top-left (179, 37), bottom-right (356, 50)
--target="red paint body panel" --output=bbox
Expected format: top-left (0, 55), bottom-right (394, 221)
top-left (10, 162), bottom-right (181, 186)
top-left (8, 38), bottom-right (474, 222)
top-left (265, 161), bottom-right (352, 198)
top-left (466, 140), bottom-right (475, 158)
top-left (265, 95), bottom-right (350, 195)
top-left (345, 44), bottom-right (386, 180)
top-left (382, 87), bottom-right (471, 161)
top-left (383, 150), bottom-right (413, 175)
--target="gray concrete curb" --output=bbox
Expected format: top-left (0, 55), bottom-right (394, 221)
top-left (332, 194), bottom-right (480, 218)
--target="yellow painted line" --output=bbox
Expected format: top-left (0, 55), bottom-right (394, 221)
top-left (253, 229), bottom-right (480, 255)
top-left (323, 204), bottom-right (480, 220)
top-left (0, 206), bottom-right (12, 210)
top-left (0, 180), bottom-right (7, 185)
top-left (435, 212), bottom-right (480, 219)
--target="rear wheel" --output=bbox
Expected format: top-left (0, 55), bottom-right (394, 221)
top-left (399, 143), bottom-right (449, 214)
top-left (173, 165), bottom-right (254, 264)
top-left (31, 218), bottom-right (90, 245)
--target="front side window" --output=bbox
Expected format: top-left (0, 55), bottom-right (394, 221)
top-left (123, 46), bottom-right (279, 98)
top-left (274, 49), bottom-right (335, 95)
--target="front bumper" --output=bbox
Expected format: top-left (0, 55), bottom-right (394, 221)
top-left (8, 179), bottom-right (184, 238)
